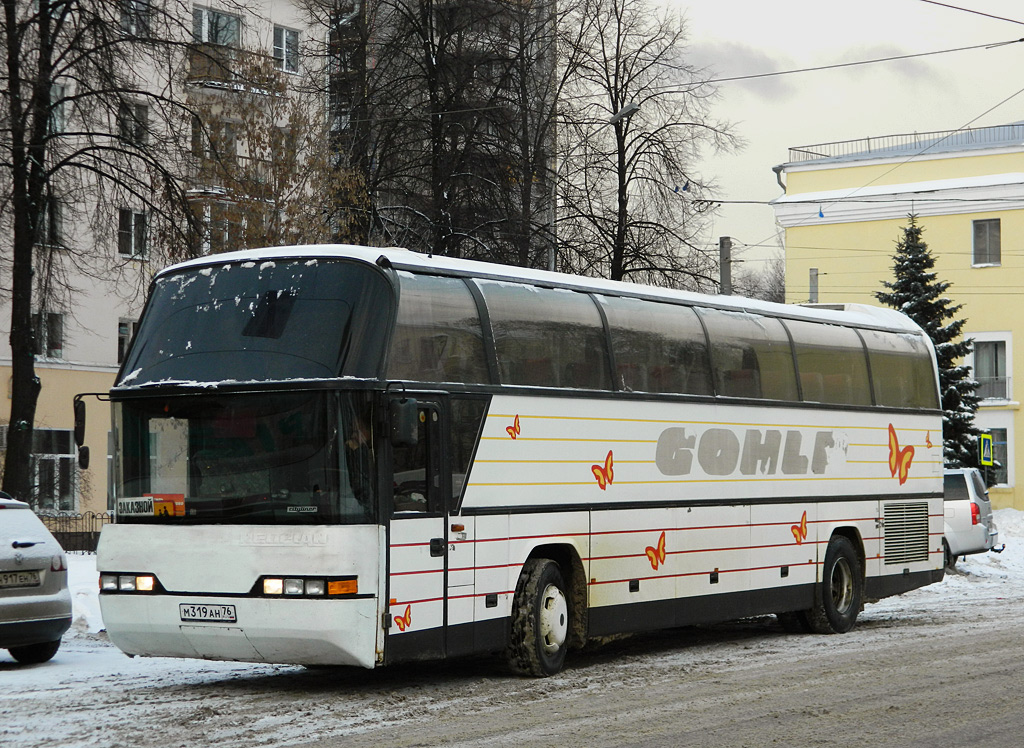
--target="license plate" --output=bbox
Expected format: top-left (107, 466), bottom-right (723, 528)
top-left (0, 570), bottom-right (40, 589)
top-left (179, 603), bottom-right (237, 623)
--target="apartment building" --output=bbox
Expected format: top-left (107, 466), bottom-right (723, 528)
top-left (1, 0), bottom-right (555, 514)
top-left (0, 0), bottom-right (331, 515)
top-left (773, 124), bottom-right (1024, 509)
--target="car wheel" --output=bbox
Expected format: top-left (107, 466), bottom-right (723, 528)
top-left (943, 539), bottom-right (957, 570)
top-left (804, 535), bottom-right (863, 634)
top-left (8, 638), bottom-right (62, 664)
top-left (506, 558), bottom-right (569, 677)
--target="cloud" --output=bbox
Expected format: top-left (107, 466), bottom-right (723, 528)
top-left (840, 42), bottom-right (940, 84)
top-left (686, 40), bottom-right (800, 101)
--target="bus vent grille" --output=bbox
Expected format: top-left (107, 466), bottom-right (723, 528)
top-left (883, 502), bottom-right (930, 565)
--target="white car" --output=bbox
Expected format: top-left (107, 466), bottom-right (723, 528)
top-left (943, 468), bottom-right (1001, 569)
top-left (0, 492), bottom-right (72, 663)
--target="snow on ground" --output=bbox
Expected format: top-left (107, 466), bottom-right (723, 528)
top-left (1, 510), bottom-right (1022, 747)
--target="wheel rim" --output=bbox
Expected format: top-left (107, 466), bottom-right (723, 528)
top-left (538, 583), bottom-right (568, 655)
top-left (830, 556), bottom-right (854, 614)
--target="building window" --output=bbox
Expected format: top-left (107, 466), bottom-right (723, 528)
top-left (118, 101), bottom-right (149, 146)
top-left (989, 427), bottom-right (1009, 485)
top-left (121, 0), bottom-right (151, 36)
top-left (973, 218), bottom-right (1001, 266)
top-left (192, 117), bottom-right (236, 162)
top-left (118, 319), bottom-right (138, 364)
top-left (37, 194), bottom-right (64, 247)
top-left (975, 340), bottom-right (1007, 400)
top-left (273, 26), bottom-right (299, 73)
top-left (49, 84), bottom-right (65, 134)
top-left (32, 312), bottom-right (64, 358)
top-left (193, 7), bottom-right (240, 46)
top-left (31, 429), bottom-right (76, 512)
top-left (118, 208), bottom-right (147, 258)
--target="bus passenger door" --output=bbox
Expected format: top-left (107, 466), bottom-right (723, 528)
top-left (386, 397), bottom-right (447, 662)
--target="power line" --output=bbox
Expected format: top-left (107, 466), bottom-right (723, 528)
top-left (918, 0), bottom-right (1024, 26)
top-left (697, 38), bottom-right (1024, 87)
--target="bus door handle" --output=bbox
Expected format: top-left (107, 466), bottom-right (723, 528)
top-left (429, 538), bottom-right (446, 557)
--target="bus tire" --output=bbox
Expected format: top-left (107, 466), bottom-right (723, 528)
top-left (507, 558), bottom-right (569, 676)
top-left (804, 535), bottom-right (862, 634)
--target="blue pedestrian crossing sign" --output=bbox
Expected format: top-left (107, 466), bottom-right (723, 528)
top-left (980, 433), bottom-right (994, 466)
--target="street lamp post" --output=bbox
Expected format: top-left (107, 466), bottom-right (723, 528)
top-left (547, 102), bottom-right (639, 272)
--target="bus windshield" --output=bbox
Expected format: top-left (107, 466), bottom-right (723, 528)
top-left (113, 391), bottom-right (376, 525)
top-left (118, 259), bottom-right (392, 387)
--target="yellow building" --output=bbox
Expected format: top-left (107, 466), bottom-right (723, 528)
top-left (773, 124), bottom-right (1024, 509)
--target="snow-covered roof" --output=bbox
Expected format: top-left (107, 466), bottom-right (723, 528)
top-left (772, 173), bottom-right (1024, 227)
top-left (161, 244), bottom-right (926, 335)
top-left (772, 173), bottom-right (1024, 205)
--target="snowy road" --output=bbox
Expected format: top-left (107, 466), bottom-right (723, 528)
top-left (3, 511), bottom-right (1023, 748)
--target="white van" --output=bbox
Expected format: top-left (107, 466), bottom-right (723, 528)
top-left (943, 468), bottom-right (1001, 569)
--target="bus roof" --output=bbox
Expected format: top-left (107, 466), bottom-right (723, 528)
top-left (160, 244), bottom-right (925, 336)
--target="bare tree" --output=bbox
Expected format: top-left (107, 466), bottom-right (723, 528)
top-left (557, 0), bottom-right (735, 288)
top-left (734, 251), bottom-right (786, 303)
top-left (185, 46), bottom-right (367, 253)
top-left (297, 0), bottom-right (569, 263)
top-left (0, 0), bottom-right (202, 501)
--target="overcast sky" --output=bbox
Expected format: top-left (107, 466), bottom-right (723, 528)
top-left (675, 0), bottom-right (1024, 273)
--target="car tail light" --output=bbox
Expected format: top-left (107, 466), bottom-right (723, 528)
top-left (51, 554), bottom-right (67, 572)
top-left (971, 502), bottom-right (981, 526)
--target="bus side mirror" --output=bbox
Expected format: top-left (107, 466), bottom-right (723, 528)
top-left (73, 397), bottom-right (86, 447)
top-left (389, 398), bottom-right (419, 447)
top-left (78, 446), bottom-right (90, 470)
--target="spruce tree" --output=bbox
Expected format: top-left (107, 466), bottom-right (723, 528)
top-left (875, 216), bottom-right (980, 468)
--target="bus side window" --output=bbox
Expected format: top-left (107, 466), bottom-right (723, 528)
top-left (386, 273), bottom-right (490, 385)
top-left (392, 406), bottom-right (441, 513)
top-left (478, 280), bottom-right (611, 390)
top-left (786, 319), bottom-right (871, 407)
top-left (861, 329), bottom-right (939, 409)
top-left (597, 295), bottom-right (713, 396)
top-left (449, 397), bottom-right (487, 510)
top-left (699, 308), bottom-right (797, 401)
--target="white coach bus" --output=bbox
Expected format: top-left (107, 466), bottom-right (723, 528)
top-left (93, 245), bottom-right (944, 676)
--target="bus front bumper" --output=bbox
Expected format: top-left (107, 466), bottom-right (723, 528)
top-left (100, 594), bottom-right (380, 668)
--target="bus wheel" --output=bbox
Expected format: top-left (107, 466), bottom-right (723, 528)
top-left (507, 558), bottom-right (569, 676)
top-left (805, 535), bottom-right (862, 634)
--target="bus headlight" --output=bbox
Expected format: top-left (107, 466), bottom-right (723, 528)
top-left (259, 576), bottom-right (356, 597)
top-left (100, 574), bottom-right (157, 593)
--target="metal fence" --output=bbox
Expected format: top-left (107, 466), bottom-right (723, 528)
top-left (38, 511), bottom-right (112, 553)
top-left (787, 124), bottom-right (1024, 164)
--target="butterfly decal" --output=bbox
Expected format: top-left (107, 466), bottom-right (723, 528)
top-left (888, 423), bottom-right (915, 486)
top-left (791, 510), bottom-right (808, 545)
top-left (506, 414), bottom-right (521, 440)
top-left (645, 531), bottom-right (667, 570)
top-left (925, 431), bottom-right (933, 449)
top-left (592, 450), bottom-right (614, 490)
top-left (394, 604), bottom-right (412, 632)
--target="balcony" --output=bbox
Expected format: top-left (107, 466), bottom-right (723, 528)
top-left (977, 375), bottom-right (1011, 402)
top-left (188, 44), bottom-right (239, 85)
